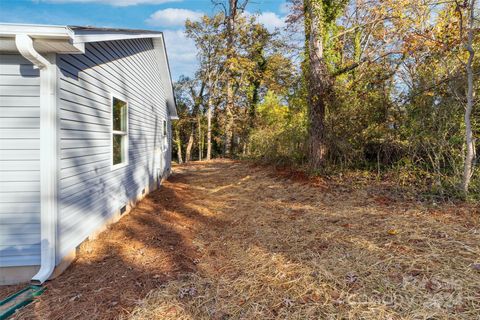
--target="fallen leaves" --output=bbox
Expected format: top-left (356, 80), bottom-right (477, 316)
top-left (388, 229), bottom-right (399, 235)
top-left (6, 160), bottom-right (479, 320)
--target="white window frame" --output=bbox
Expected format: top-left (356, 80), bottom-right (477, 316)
top-left (162, 118), bottom-right (168, 152)
top-left (111, 94), bottom-right (129, 170)
top-left (162, 119), bottom-right (167, 137)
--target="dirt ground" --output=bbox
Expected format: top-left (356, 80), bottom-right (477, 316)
top-left (2, 160), bottom-right (479, 319)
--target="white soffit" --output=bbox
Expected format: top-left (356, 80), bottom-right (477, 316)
top-left (0, 23), bottom-right (177, 114)
top-left (70, 26), bottom-right (163, 44)
top-left (152, 37), bottom-right (178, 120)
top-left (0, 23), bottom-right (73, 39)
top-left (0, 24), bottom-right (81, 53)
top-left (0, 23), bottom-right (164, 53)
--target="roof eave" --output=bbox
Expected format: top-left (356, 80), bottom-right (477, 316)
top-left (0, 23), bottom-right (165, 46)
top-left (0, 23), bottom-right (178, 118)
top-left (0, 23), bottom-right (73, 39)
top-left (71, 31), bottom-right (163, 45)
top-left (152, 36), bottom-right (178, 120)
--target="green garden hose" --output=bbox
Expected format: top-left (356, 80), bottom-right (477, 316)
top-left (0, 285), bottom-right (45, 320)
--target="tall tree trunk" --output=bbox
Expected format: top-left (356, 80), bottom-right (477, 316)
top-left (304, 0), bottom-right (333, 170)
top-left (207, 85), bottom-right (213, 160)
top-left (187, 80), bottom-right (204, 162)
top-left (175, 126), bottom-right (183, 164)
top-left (462, 0), bottom-right (476, 193)
top-left (201, 126), bottom-right (205, 160)
top-left (198, 115), bottom-right (202, 161)
top-left (225, 81), bottom-right (234, 156)
top-left (249, 79), bottom-right (261, 127)
top-left (185, 126), bottom-right (194, 163)
top-left (224, 0), bottom-right (244, 156)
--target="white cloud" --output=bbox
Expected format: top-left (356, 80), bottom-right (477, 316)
top-left (151, 9), bottom-right (284, 79)
top-left (279, 2), bottom-right (290, 15)
top-left (146, 8), bottom-right (204, 27)
top-left (162, 29), bottom-right (198, 80)
top-left (243, 11), bottom-right (286, 32)
top-left (147, 8), bottom-right (204, 78)
top-left (42, 0), bottom-right (182, 6)
top-left (257, 12), bottom-right (286, 31)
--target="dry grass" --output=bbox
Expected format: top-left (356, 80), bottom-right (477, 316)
top-left (128, 160), bottom-right (479, 320)
top-left (4, 159), bottom-right (479, 319)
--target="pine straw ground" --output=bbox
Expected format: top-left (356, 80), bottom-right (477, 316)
top-left (2, 159), bottom-right (479, 320)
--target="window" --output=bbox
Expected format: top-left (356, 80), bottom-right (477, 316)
top-left (162, 119), bottom-right (167, 136)
top-left (112, 97), bottom-right (128, 167)
top-left (162, 119), bottom-right (168, 151)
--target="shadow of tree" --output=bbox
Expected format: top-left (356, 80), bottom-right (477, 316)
top-left (8, 160), bottom-right (480, 320)
top-left (126, 161), bottom-right (480, 320)
top-left (13, 172), bottom-right (227, 320)
top-left (1, 37), bottom-right (178, 317)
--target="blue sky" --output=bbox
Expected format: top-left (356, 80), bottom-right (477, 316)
top-left (0, 0), bottom-right (290, 79)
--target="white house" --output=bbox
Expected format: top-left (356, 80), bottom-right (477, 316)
top-left (0, 24), bottom-right (178, 285)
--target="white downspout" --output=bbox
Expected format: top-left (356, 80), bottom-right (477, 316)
top-left (15, 34), bottom-right (50, 68)
top-left (15, 34), bottom-right (58, 284)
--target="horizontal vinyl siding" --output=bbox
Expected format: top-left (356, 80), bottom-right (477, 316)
top-left (57, 39), bottom-right (171, 262)
top-left (0, 54), bottom-right (41, 267)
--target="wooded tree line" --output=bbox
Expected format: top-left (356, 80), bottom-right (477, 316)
top-left (173, 0), bottom-right (479, 200)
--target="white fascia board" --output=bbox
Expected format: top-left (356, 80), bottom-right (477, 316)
top-left (152, 36), bottom-right (178, 120)
top-left (0, 23), bottom-right (73, 39)
top-left (0, 23), bottom-right (165, 44)
top-left (0, 24), bottom-right (166, 54)
top-left (0, 24), bottom-right (84, 54)
top-left (72, 32), bottom-right (163, 44)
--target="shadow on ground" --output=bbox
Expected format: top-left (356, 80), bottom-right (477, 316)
top-left (4, 160), bottom-right (480, 320)
top-left (5, 165), bottom-right (225, 320)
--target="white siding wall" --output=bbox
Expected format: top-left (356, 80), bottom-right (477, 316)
top-left (0, 54), bottom-right (41, 267)
top-left (57, 39), bottom-right (171, 262)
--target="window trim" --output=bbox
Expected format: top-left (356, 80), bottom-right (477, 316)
top-left (162, 118), bottom-right (168, 152)
top-left (111, 94), bottom-right (129, 171)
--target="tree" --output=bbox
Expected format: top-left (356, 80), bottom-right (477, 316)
top-left (172, 79), bottom-right (192, 164)
top-left (186, 79), bottom-right (205, 162)
top-left (302, 0), bottom-right (349, 170)
top-left (460, 0), bottom-right (477, 193)
top-left (172, 77), bottom-right (205, 163)
top-left (173, 0), bottom-right (479, 201)
top-left (186, 15), bottom-right (226, 161)
top-left (213, 0), bottom-right (249, 156)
